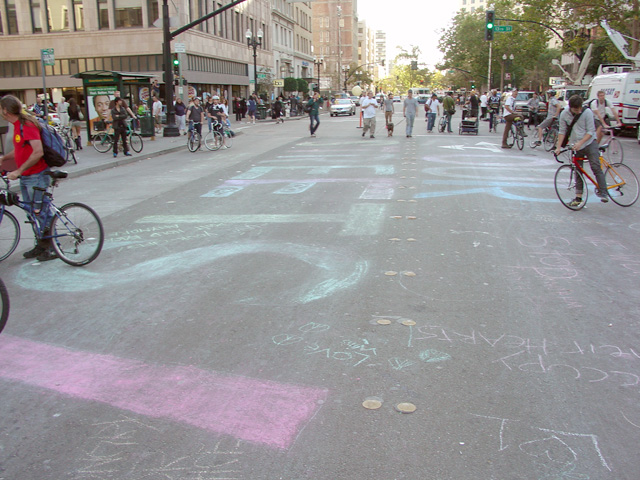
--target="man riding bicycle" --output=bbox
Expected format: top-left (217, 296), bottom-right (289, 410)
top-left (535, 90), bottom-right (559, 146)
top-left (488, 89), bottom-right (500, 133)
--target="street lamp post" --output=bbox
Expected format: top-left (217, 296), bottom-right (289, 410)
top-left (314, 57), bottom-right (324, 92)
top-left (342, 65), bottom-right (350, 92)
top-left (500, 53), bottom-right (514, 92)
top-left (245, 28), bottom-right (263, 96)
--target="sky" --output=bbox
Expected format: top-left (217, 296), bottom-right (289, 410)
top-left (356, 0), bottom-right (461, 69)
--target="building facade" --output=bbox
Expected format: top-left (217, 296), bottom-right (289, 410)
top-left (0, 0), bottom-right (273, 109)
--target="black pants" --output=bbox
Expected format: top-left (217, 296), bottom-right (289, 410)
top-left (113, 127), bottom-right (128, 154)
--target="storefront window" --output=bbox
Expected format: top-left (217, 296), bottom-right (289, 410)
top-left (73, 0), bottom-right (85, 31)
top-left (47, 0), bottom-right (70, 32)
top-left (30, 0), bottom-right (44, 33)
top-left (6, 0), bottom-right (19, 34)
top-left (97, 0), bottom-right (109, 29)
top-left (115, 0), bottom-right (143, 28)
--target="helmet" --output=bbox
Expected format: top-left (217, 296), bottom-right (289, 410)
top-left (548, 90), bottom-right (556, 96)
top-left (212, 95), bottom-right (220, 100)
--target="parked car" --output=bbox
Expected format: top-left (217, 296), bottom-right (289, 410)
top-left (513, 91), bottom-right (548, 121)
top-left (330, 98), bottom-right (356, 116)
top-left (350, 95), bottom-right (360, 106)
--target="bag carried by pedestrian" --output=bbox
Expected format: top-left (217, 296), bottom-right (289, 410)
top-left (20, 118), bottom-right (67, 167)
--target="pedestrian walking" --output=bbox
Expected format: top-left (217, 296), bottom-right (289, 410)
top-left (57, 97), bottom-right (69, 128)
top-left (68, 97), bottom-right (84, 150)
top-left (383, 94), bottom-right (394, 126)
top-left (152, 96), bottom-right (163, 134)
top-left (360, 91), bottom-right (379, 139)
top-left (425, 93), bottom-right (440, 133)
top-left (480, 92), bottom-right (488, 119)
top-left (403, 90), bottom-right (419, 137)
top-left (306, 92), bottom-right (323, 137)
top-left (247, 95), bottom-right (257, 124)
top-left (174, 97), bottom-right (187, 135)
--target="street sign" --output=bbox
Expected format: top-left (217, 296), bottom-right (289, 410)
top-left (495, 26), bottom-right (513, 32)
top-left (273, 79), bottom-right (284, 87)
top-left (257, 73), bottom-right (267, 79)
top-left (174, 43), bottom-right (186, 53)
top-left (41, 48), bottom-right (55, 66)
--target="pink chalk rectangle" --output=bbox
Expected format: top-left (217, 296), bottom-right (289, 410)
top-left (0, 335), bottom-right (327, 449)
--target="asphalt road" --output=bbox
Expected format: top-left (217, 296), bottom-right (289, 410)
top-left (1, 112), bottom-right (639, 480)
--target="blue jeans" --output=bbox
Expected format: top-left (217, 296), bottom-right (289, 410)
top-left (405, 114), bottom-right (416, 136)
top-left (427, 113), bottom-right (436, 131)
top-left (309, 113), bottom-right (320, 135)
top-left (20, 170), bottom-right (52, 233)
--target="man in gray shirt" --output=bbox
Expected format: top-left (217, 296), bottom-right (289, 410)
top-left (555, 95), bottom-right (608, 204)
top-left (403, 90), bottom-right (419, 138)
top-left (383, 93), bottom-right (395, 126)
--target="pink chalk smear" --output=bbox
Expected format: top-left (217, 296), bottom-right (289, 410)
top-left (0, 335), bottom-right (327, 449)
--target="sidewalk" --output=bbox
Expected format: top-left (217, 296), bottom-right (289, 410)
top-left (65, 113), bottom-right (311, 179)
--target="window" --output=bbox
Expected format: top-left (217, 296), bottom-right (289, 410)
top-left (147, 0), bottom-right (159, 27)
top-left (73, 0), bottom-right (85, 30)
top-left (97, 0), bottom-right (109, 29)
top-left (31, 0), bottom-right (44, 33)
top-left (114, 0), bottom-right (142, 28)
top-left (47, 0), bottom-right (70, 32)
top-left (5, 0), bottom-right (17, 34)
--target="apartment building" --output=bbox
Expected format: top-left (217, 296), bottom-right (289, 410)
top-left (0, 0), bottom-right (274, 109)
top-left (459, 0), bottom-right (487, 13)
top-left (311, 0), bottom-right (358, 92)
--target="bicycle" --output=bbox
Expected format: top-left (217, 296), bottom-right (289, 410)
top-left (599, 126), bottom-right (623, 164)
top-left (0, 277), bottom-right (9, 335)
top-left (0, 171), bottom-right (105, 266)
top-left (56, 125), bottom-right (79, 164)
top-left (553, 146), bottom-right (639, 211)
top-left (437, 115), bottom-right (447, 133)
top-left (542, 119), bottom-right (559, 152)
top-left (187, 121), bottom-right (202, 152)
top-left (92, 119), bottom-right (143, 154)
top-left (506, 116), bottom-right (526, 150)
top-left (204, 120), bottom-right (233, 150)
top-left (489, 108), bottom-right (500, 133)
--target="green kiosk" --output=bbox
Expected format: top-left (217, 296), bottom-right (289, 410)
top-left (72, 70), bottom-right (155, 138)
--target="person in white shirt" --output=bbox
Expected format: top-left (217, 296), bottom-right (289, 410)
top-left (152, 96), bottom-right (163, 134)
top-left (501, 88), bottom-right (518, 148)
top-left (360, 91), bottom-right (379, 138)
top-left (57, 97), bottom-right (69, 127)
top-left (425, 93), bottom-right (440, 133)
top-left (589, 90), bottom-right (620, 143)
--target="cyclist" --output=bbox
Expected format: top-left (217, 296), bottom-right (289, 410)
top-left (555, 95), bottom-right (608, 205)
top-left (488, 89), bottom-right (500, 133)
top-left (535, 90), bottom-right (559, 146)
top-left (0, 94), bottom-right (56, 261)
top-left (501, 88), bottom-right (518, 149)
top-left (186, 97), bottom-right (205, 137)
top-left (588, 90), bottom-right (620, 144)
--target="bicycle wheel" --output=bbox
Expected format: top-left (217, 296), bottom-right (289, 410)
top-left (0, 210), bottom-right (20, 262)
top-left (63, 135), bottom-right (76, 164)
top-left (438, 117), bottom-right (446, 133)
top-left (128, 133), bottom-right (143, 153)
top-left (516, 127), bottom-right (524, 150)
top-left (544, 129), bottom-right (557, 152)
top-left (188, 133), bottom-right (201, 152)
top-left (223, 130), bottom-right (233, 148)
top-left (50, 202), bottom-right (104, 266)
top-left (506, 127), bottom-right (515, 148)
top-left (92, 133), bottom-right (113, 153)
top-left (204, 131), bottom-right (223, 151)
top-left (0, 277), bottom-right (9, 335)
top-left (603, 137), bottom-right (623, 164)
top-left (555, 165), bottom-right (587, 210)
top-left (605, 163), bottom-right (639, 207)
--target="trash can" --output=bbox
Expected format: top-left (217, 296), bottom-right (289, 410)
top-left (257, 105), bottom-right (267, 120)
top-left (140, 114), bottom-right (155, 137)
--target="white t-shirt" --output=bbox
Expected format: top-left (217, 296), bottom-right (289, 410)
top-left (505, 95), bottom-right (516, 114)
top-left (426, 98), bottom-right (440, 114)
top-left (152, 100), bottom-right (162, 116)
top-left (361, 97), bottom-right (379, 119)
top-left (479, 95), bottom-right (488, 108)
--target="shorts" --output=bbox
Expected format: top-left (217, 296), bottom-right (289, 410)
top-left (538, 116), bottom-right (555, 130)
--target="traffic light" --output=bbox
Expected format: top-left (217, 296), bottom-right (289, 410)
top-left (172, 53), bottom-right (180, 76)
top-left (485, 10), bottom-right (495, 41)
top-left (471, 82), bottom-right (476, 89)
top-left (411, 61), bottom-right (418, 70)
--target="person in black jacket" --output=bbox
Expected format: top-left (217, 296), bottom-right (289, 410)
top-left (111, 98), bottom-right (132, 158)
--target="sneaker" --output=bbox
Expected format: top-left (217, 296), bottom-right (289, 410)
top-left (501, 144), bottom-right (512, 149)
top-left (113, 153), bottom-right (118, 157)
top-left (23, 244), bottom-right (45, 259)
top-left (362, 132), bottom-right (365, 137)
top-left (36, 249), bottom-right (57, 262)
top-left (596, 189), bottom-right (609, 203)
top-left (124, 152), bottom-right (132, 156)
top-left (569, 198), bottom-right (583, 207)
top-left (535, 140), bottom-right (542, 146)
top-left (370, 135), bottom-right (375, 138)
top-left (310, 134), bottom-right (316, 137)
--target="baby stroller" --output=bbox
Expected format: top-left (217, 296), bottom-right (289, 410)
top-left (459, 107), bottom-right (479, 135)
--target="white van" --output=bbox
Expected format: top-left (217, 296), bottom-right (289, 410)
top-left (586, 71), bottom-right (640, 131)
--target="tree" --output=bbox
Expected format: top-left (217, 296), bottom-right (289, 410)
top-left (283, 77), bottom-right (298, 93)
top-left (297, 78), bottom-right (310, 94)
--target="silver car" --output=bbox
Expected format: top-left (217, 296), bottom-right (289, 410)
top-left (330, 98), bottom-right (356, 116)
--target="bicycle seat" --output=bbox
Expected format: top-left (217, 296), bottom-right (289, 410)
top-left (45, 171), bottom-right (68, 179)
top-left (598, 144), bottom-right (609, 152)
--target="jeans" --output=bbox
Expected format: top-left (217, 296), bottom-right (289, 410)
top-left (405, 113), bottom-right (416, 136)
top-left (445, 112), bottom-right (453, 132)
top-left (20, 170), bottom-right (52, 233)
top-left (309, 113), bottom-right (320, 135)
top-left (427, 113), bottom-right (436, 132)
top-left (575, 141), bottom-right (608, 196)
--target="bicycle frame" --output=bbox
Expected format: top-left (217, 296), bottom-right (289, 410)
top-left (564, 150), bottom-right (624, 191)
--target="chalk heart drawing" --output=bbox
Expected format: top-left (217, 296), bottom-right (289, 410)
top-left (15, 241), bottom-right (368, 305)
top-left (0, 335), bottom-right (328, 450)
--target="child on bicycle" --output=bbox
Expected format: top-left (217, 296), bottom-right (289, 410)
top-left (0, 94), bottom-right (56, 261)
top-left (555, 95), bottom-right (608, 205)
